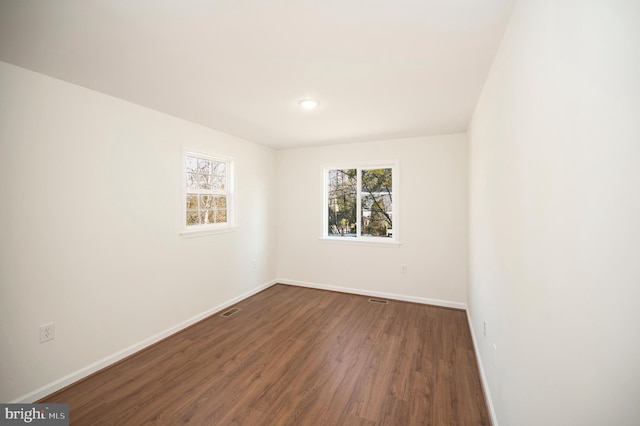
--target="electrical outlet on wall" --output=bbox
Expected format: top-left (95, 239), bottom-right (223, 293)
top-left (401, 264), bottom-right (407, 274)
top-left (483, 319), bottom-right (487, 337)
top-left (40, 323), bottom-right (55, 343)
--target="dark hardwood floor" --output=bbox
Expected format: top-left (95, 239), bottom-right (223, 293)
top-left (40, 284), bottom-right (490, 425)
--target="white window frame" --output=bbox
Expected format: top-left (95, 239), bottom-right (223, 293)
top-left (321, 162), bottom-right (400, 247)
top-left (180, 149), bottom-right (237, 238)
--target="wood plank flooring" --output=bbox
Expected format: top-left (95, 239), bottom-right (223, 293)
top-left (40, 284), bottom-right (490, 425)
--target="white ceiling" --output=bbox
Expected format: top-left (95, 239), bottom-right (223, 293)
top-left (0, 0), bottom-right (516, 149)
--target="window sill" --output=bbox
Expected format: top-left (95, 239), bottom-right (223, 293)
top-left (319, 237), bottom-right (402, 248)
top-left (180, 225), bottom-right (239, 238)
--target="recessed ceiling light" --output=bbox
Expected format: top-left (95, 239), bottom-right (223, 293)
top-left (299, 99), bottom-right (319, 110)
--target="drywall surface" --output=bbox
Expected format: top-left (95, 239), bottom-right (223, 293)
top-left (468, 1), bottom-right (640, 424)
top-left (277, 134), bottom-right (468, 306)
top-left (0, 61), bottom-right (277, 402)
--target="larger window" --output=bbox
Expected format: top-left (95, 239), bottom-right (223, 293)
top-left (182, 150), bottom-right (235, 235)
top-left (324, 164), bottom-right (398, 243)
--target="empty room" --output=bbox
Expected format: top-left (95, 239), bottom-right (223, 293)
top-left (1, 1), bottom-right (639, 425)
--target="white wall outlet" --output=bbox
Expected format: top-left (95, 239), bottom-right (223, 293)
top-left (401, 264), bottom-right (407, 274)
top-left (483, 319), bottom-right (487, 337)
top-left (40, 323), bottom-right (55, 343)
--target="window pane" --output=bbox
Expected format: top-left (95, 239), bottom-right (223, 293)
top-left (186, 156), bottom-right (198, 173)
top-left (186, 173), bottom-right (197, 190)
top-left (214, 195), bottom-right (226, 209)
top-left (327, 169), bottom-right (357, 237)
top-left (212, 176), bottom-right (225, 191)
top-left (199, 195), bottom-right (213, 209)
top-left (212, 161), bottom-right (226, 175)
top-left (198, 174), bottom-right (212, 190)
top-left (361, 168), bottom-right (392, 237)
top-left (198, 158), bottom-right (212, 174)
top-left (186, 210), bottom-right (199, 226)
top-left (186, 194), bottom-right (198, 209)
top-left (200, 210), bottom-right (214, 224)
top-left (215, 209), bottom-right (227, 223)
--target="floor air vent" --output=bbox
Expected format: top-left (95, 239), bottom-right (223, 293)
top-left (220, 307), bottom-right (241, 317)
top-left (368, 298), bottom-right (389, 304)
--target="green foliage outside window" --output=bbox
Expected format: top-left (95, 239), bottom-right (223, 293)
top-left (327, 167), bottom-right (393, 238)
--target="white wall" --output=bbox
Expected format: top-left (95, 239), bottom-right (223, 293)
top-left (277, 135), bottom-right (468, 306)
top-left (0, 61), bottom-right (278, 402)
top-left (468, 1), bottom-right (640, 425)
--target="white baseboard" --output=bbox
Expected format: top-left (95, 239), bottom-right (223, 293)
top-left (465, 310), bottom-right (498, 426)
top-left (15, 278), bottom-right (473, 404)
top-left (277, 278), bottom-right (467, 310)
top-left (13, 279), bottom-right (278, 403)
top-left (278, 279), bottom-right (494, 421)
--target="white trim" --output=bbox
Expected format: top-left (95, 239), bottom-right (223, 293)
top-left (180, 225), bottom-right (239, 238)
top-left (15, 279), bottom-right (477, 405)
top-left (12, 279), bottom-right (278, 403)
top-left (278, 278), bottom-right (466, 310)
top-left (466, 310), bottom-right (498, 426)
top-left (318, 237), bottom-right (401, 248)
